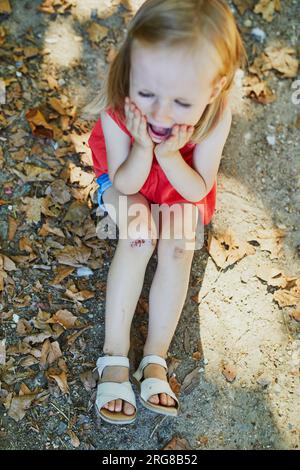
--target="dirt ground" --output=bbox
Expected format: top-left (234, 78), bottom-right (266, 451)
top-left (0, 0), bottom-right (299, 450)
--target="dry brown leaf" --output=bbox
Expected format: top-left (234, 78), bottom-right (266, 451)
top-left (250, 47), bottom-right (298, 79)
top-left (55, 245), bottom-right (91, 267)
top-left (46, 75), bottom-right (59, 90)
top-left (38, 0), bottom-right (75, 15)
top-left (16, 319), bottom-right (33, 336)
top-left (273, 279), bottom-right (300, 307)
top-left (2, 392), bottom-right (13, 410)
top-left (1, 254), bottom-right (16, 271)
top-left (8, 216), bottom-right (19, 241)
top-left (254, 0), bottom-right (281, 22)
top-left (48, 370), bottom-right (69, 394)
top-left (87, 23), bottom-right (108, 43)
top-left (197, 435), bottom-right (209, 446)
top-left (0, 254), bottom-right (16, 292)
top-left (243, 74), bottom-right (276, 104)
top-left (21, 196), bottom-right (44, 224)
top-left (63, 201), bottom-right (90, 225)
top-left (80, 370), bottom-right (97, 391)
top-left (25, 108), bottom-right (54, 139)
top-left (39, 221), bottom-right (65, 238)
top-left (67, 429), bottom-right (80, 448)
top-left (19, 383), bottom-right (32, 395)
top-left (24, 332), bottom-right (52, 345)
top-left (68, 133), bottom-right (93, 167)
top-left (291, 307), bottom-right (300, 322)
top-left (255, 266), bottom-right (288, 288)
top-left (249, 228), bottom-right (285, 259)
top-left (48, 341), bottom-right (62, 364)
top-left (69, 165), bottom-right (94, 188)
top-left (264, 46), bottom-right (298, 78)
top-left (51, 266), bottom-right (75, 285)
top-left (181, 367), bottom-right (200, 394)
top-left (232, 0), bottom-right (255, 15)
top-left (0, 26), bottom-right (5, 45)
top-left (163, 436), bottom-right (191, 450)
top-left (221, 361), bottom-right (237, 382)
top-left (0, 0), bottom-right (12, 14)
top-left (47, 309), bottom-right (78, 329)
top-left (66, 326), bottom-right (91, 346)
top-left (46, 179), bottom-right (71, 205)
top-left (64, 289), bottom-right (94, 302)
top-left (22, 164), bottom-right (54, 182)
top-left (192, 351), bottom-right (202, 361)
top-left (0, 310), bottom-right (13, 320)
top-left (19, 237), bottom-right (33, 253)
top-left (207, 229), bottom-right (255, 269)
top-left (8, 394), bottom-right (36, 422)
top-left (169, 375), bottom-right (181, 395)
top-left (48, 97), bottom-right (67, 115)
top-left (19, 356), bottom-right (39, 367)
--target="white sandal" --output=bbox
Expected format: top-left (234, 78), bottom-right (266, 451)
top-left (95, 356), bottom-right (137, 425)
top-left (132, 355), bottom-right (179, 417)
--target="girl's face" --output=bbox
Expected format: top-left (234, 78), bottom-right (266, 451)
top-left (129, 39), bottom-right (225, 142)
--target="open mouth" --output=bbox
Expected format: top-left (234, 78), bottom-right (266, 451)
top-left (148, 123), bottom-right (172, 139)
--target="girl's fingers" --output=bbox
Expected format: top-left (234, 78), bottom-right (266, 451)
top-left (132, 107), bottom-right (141, 131)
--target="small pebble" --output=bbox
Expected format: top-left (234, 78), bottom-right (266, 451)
top-left (257, 376), bottom-right (271, 387)
top-left (45, 36), bottom-right (58, 44)
top-left (244, 19), bottom-right (252, 28)
top-left (251, 27), bottom-right (266, 42)
top-left (77, 267), bottom-right (93, 277)
top-left (266, 135), bottom-right (276, 146)
top-left (12, 314), bottom-right (19, 324)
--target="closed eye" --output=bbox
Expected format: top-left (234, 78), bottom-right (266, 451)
top-left (138, 91), bottom-right (191, 108)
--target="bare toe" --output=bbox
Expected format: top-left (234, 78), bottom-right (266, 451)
top-left (123, 402), bottom-right (135, 416)
top-left (149, 394), bottom-right (160, 405)
top-left (115, 399), bottom-right (122, 412)
top-left (159, 393), bottom-right (168, 406)
top-left (107, 400), bottom-right (115, 412)
top-left (167, 396), bottom-right (175, 407)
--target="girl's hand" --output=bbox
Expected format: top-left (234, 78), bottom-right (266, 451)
top-left (124, 97), bottom-right (154, 150)
top-left (155, 124), bottom-right (194, 158)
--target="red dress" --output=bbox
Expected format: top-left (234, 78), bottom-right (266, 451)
top-left (88, 108), bottom-right (217, 225)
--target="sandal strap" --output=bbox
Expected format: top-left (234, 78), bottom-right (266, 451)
top-left (96, 381), bottom-right (136, 410)
top-left (96, 355), bottom-right (129, 378)
top-left (133, 355), bottom-right (167, 382)
top-left (140, 378), bottom-right (179, 406)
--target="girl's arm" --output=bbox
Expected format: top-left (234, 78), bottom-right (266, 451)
top-left (156, 106), bottom-right (232, 202)
top-left (114, 142), bottom-right (153, 195)
top-left (192, 105), bottom-right (232, 195)
top-left (101, 111), bottom-right (153, 195)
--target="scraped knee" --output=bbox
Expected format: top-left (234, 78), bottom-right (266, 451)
top-left (130, 238), bottom-right (156, 249)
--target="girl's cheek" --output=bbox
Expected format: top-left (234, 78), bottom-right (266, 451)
top-left (133, 98), bottom-right (149, 117)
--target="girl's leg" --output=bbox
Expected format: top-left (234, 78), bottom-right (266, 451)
top-left (99, 186), bottom-right (157, 415)
top-left (143, 203), bottom-right (199, 407)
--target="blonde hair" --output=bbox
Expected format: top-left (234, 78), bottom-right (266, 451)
top-left (82, 0), bottom-right (247, 143)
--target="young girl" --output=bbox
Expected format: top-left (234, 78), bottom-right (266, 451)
top-left (87, 0), bottom-right (246, 424)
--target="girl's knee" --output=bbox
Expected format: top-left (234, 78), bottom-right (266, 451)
top-left (158, 238), bottom-right (195, 262)
top-left (119, 230), bottom-right (157, 254)
top-left (174, 240), bottom-right (195, 260)
top-left (129, 237), bottom-right (157, 250)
